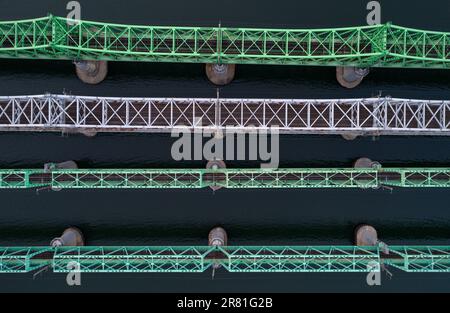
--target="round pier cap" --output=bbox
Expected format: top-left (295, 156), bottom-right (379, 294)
top-left (206, 64), bottom-right (236, 85)
top-left (355, 225), bottom-right (378, 246)
top-left (44, 161), bottom-right (78, 172)
top-left (208, 227), bottom-right (228, 247)
top-left (341, 133), bottom-right (360, 141)
top-left (336, 66), bottom-right (369, 89)
top-left (75, 60), bottom-right (108, 85)
top-left (206, 159), bottom-right (226, 171)
top-left (79, 129), bottom-right (98, 138)
top-left (50, 227), bottom-right (85, 247)
top-left (354, 158), bottom-right (381, 169)
top-left (56, 161), bottom-right (79, 170)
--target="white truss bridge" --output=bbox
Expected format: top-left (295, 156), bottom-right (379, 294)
top-left (0, 94), bottom-right (449, 135)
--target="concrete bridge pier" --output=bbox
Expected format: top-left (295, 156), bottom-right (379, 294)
top-left (355, 224), bottom-right (390, 256)
top-left (78, 129), bottom-right (98, 138)
top-left (74, 60), bottom-right (108, 84)
top-left (336, 66), bottom-right (369, 88)
top-left (355, 225), bottom-right (379, 246)
top-left (209, 227), bottom-right (228, 247)
top-left (50, 227), bottom-right (85, 247)
top-left (209, 227), bottom-right (228, 272)
top-left (354, 158), bottom-right (381, 190)
top-left (341, 132), bottom-right (361, 141)
top-left (44, 161), bottom-right (78, 173)
top-left (208, 227), bottom-right (228, 272)
top-left (44, 161), bottom-right (78, 192)
top-left (207, 159), bottom-right (226, 171)
top-left (353, 157), bottom-right (381, 169)
top-left (206, 64), bottom-right (235, 85)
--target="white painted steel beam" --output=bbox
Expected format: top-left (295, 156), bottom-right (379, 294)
top-left (0, 94), bottom-right (449, 135)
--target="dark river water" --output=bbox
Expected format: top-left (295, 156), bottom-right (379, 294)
top-left (0, 0), bottom-right (449, 292)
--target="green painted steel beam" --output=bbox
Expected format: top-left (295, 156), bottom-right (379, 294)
top-left (220, 246), bottom-right (381, 273)
top-left (0, 247), bottom-right (53, 273)
top-left (385, 246), bottom-right (450, 272)
top-left (53, 246), bottom-right (213, 273)
top-left (0, 167), bottom-right (450, 190)
top-left (0, 16), bottom-right (449, 68)
top-left (0, 246), bottom-right (449, 274)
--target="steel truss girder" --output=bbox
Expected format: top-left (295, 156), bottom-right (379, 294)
top-left (1, 95), bottom-right (450, 135)
top-left (0, 246), bottom-right (449, 274)
top-left (0, 16), bottom-right (450, 68)
top-left (1, 168), bottom-right (450, 189)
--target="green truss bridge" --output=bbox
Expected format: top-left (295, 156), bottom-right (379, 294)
top-left (1, 166), bottom-right (450, 190)
top-left (2, 15), bottom-right (449, 85)
top-left (0, 245), bottom-right (449, 274)
top-left (1, 15), bottom-right (450, 68)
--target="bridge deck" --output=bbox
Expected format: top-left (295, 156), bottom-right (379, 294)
top-left (1, 245), bottom-right (449, 273)
top-left (1, 95), bottom-right (450, 135)
top-left (1, 167), bottom-right (450, 189)
top-left (0, 16), bottom-right (449, 68)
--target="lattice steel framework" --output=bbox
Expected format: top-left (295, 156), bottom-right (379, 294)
top-left (1, 167), bottom-right (450, 189)
top-left (1, 246), bottom-right (449, 274)
top-left (0, 16), bottom-right (450, 68)
top-left (1, 94), bottom-right (450, 135)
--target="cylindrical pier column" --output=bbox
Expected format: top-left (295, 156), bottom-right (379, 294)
top-left (341, 133), bottom-right (360, 141)
top-left (44, 161), bottom-right (78, 173)
top-left (336, 66), bottom-right (369, 89)
top-left (353, 157), bottom-right (381, 169)
top-left (75, 60), bottom-right (108, 84)
top-left (51, 227), bottom-right (85, 247)
top-left (355, 225), bottom-right (378, 246)
top-left (206, 64), bottom-right (235, 85)
top-left (208, 227), bottom-right (228, 272)
top-left (206, 159), bottom-right (226, 191)
top-left (207, 159), bottom-right (226, 171)
top-left (61, 128), bottom-right (98, 138)
top-left (355, 225), bottom-right (390, 277)
top-left (208, 227), bottom-right (228, 247)
top-left (79, 129), bottom-right (98, 138)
